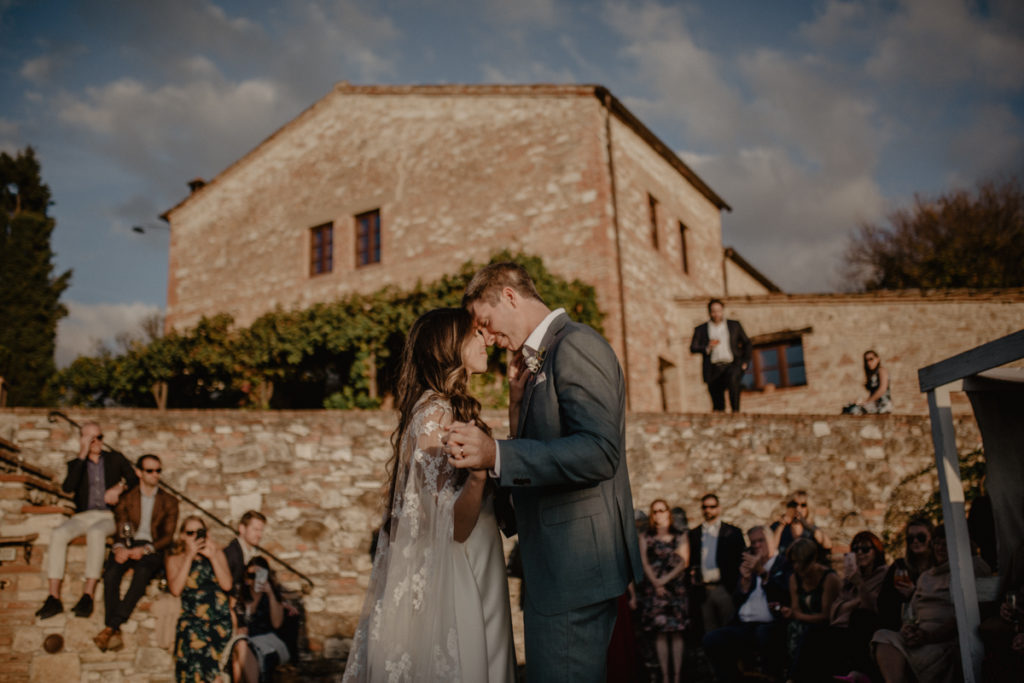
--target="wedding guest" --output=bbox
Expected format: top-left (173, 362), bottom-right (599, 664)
top-left (877, 518), bottom-right (934, 631)
top-left (224, 510), bottom-right (266, 592)
top-left (780, 537), bottom-right (840, 681)
top-left (689, 299), bottom-right (752, 412)
top-left (773, 491), bottom-right (831, 560)
top-left (167, 515), bottom-right (233, 683)
top-left (979, 541), bottom-right (1024, 682)
top-left (228, 556), bottom-right (290, 683)
top-left (871, 525), bottom-right (991, 683)
top-left (688, 493), bottom-right (745, 633)
top-left (843, 349), bottom-right (893, 414)
top-left (703, 525), bottom-right (790, 683)
top-left (637, 499), bottom-right (690, 683)
top-left (36, 421), bottom-right (137, 620)
top-left (94, 454), bottom-right (178, 652)
top-left (802, 531), bottom-right (887, 681)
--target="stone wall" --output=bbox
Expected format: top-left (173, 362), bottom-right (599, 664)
top-left (0, 407), bottom-right (982, 678)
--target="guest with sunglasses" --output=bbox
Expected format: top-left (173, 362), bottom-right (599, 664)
top-left (227, 556), bottom-right (290, 683)
top-left (36, 421), bottom-right (137, 620)
top-left (94, 454), bottom-right (179, 651)
top-left (877, 519), bottom-right (935, 631)
top-left (800, 531), bottom-right (887, 682)
top-left (167, 515), bottom-right (233, 683)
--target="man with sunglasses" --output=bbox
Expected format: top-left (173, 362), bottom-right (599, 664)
top-left (94, 454), bottom-right (179, 651)
top-left (688, 493), bottom-right (746, 633)
top-left (36, 421), bottom-right (138, 620)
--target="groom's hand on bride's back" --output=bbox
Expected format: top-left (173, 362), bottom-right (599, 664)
top-left (446, 422), bottom-right (497, 471)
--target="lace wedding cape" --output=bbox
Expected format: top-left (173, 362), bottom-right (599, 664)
top-left (343, 393), bottom-right (469, 682)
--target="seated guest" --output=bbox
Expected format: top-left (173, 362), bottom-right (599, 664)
top-left (224, 510), bottom-right (267, 591)
top-left (780, 537), bottom-right (840, 681)
top-left (980, 541), bottom-right (1024, 682)
top-left (871, 524), bottom-right (991, 683)
top-left (94, 454), bottom-right (179, 651)
top-left (229, 556), bottom-right (290, 683)
top-left (877, 518), bottom-right (934, 631)
top-left (703, 525), bottom-right (790, 682)
top-left (803, 530), bottom-right (887, 681)
top-left (36, 421), bottom-right (137, 620)
top-left (842, 349), bottom-right (893, 414)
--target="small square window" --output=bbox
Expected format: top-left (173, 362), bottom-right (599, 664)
top-left (310, 222), bottom-right (333, 276)
top-left (742, 338), bottom-right (807, 390)
top-left (356, 209), bottom-right (381, 267)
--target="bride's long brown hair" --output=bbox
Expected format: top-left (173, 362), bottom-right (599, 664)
top-left (383, 308), bottom-right (491, 526)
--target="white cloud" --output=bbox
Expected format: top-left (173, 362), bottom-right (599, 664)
top-left (56, 301), bottom-right (163, 368)
top-left (20, 55), bottom-right (57, 83)
top-left (0, 117), bottom-right (18, 153)
top-left (480, 61), bottom-right (576, 84)
top-left (56, 65), bottom-right (291, 186)
top-left (693, 146), bottom-right (886, 292)
top-left (947, 104), bottom-right (1024, 185)
top-left (856, 0), bottom-right (1024, 90)
top-left (480, 0), bottom-right (559, 26)
top-left (604, 1), bottom-right (745, 147)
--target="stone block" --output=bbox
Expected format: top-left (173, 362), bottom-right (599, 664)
top-left (29, 652), bottom-right (80, 683)
top-left (220, 443), bottom-right (266, 474)
top-left (133, 646), bottom-right (173, 673)
top-left (812, 421), bottom-right (831, 437)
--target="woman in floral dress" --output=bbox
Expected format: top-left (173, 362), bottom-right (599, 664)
top-left (166, 515), bottom-right (234, 682)
top-left (637, 498), bottom-right (690, 683)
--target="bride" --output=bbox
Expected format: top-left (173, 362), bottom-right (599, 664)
top-left (343, 308), bottom-right (517, 682)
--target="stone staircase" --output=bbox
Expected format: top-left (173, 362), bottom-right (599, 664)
top-left (0, 441), bottom-right (348, 683)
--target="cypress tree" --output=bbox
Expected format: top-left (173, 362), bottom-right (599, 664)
top-left (0, 147), bottom-right (71, 405)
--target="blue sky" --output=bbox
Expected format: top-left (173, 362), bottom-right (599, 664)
top-left (2, 0), bottom-right (1022, 366)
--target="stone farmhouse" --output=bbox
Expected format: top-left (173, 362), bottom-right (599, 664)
top-left (162, 83), bottom-right (1024, 414)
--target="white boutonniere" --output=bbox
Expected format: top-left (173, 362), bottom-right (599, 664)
top-left (524, 348), bottom-right (546, 374)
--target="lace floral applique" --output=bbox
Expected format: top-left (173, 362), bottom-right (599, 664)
top-left (385, 652), bottom-right (411, 683)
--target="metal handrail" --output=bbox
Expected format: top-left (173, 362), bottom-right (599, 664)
top-left (46, 411), bottom-right (314, 591)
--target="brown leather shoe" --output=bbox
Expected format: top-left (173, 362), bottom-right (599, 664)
top-left (107, 630), bottom-right (124, 652)
top-left (93, 627), bottom-right (114, 651)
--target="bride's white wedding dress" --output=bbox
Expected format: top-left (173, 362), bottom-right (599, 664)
top-left (343, 393), bottom-right (516, 682)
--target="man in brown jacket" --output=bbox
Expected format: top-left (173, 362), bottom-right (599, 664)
top-left (94, 454), bottom-right (179, 651)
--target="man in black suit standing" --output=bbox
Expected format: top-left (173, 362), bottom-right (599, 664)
top-left (688, 493), bottom-right (746, 634)
top-left (690, 299), bottom-right (752, 412)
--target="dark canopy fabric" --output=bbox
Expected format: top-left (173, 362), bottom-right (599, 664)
top-left (965, 368), bottom-right (1024, 588)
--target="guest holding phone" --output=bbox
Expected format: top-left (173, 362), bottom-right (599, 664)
top-left (227, 556), bottom-right (290, 683)
top-left (166, 515), bottom-right (233, 683)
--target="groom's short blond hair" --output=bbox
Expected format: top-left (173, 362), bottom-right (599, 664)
top-left (462, 262), bottom-right (544, 307)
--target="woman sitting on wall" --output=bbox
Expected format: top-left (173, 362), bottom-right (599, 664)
top-left (843, 350), bottom-right (893, 414)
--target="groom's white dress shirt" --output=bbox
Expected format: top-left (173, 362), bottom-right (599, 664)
top-left (492, 307), bottom-right (566, 477)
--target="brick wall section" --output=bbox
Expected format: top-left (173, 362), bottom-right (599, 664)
top-left (673, 291), bottom-right (1024, 414)
top-left (163, 84), bottom-right (736, 413)
top-left (1, 406), bottom-right (982, 673)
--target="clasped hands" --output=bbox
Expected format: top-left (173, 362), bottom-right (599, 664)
top-left (446, 422), bottom-right (497, 472)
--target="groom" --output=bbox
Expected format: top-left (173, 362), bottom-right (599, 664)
top-left (448, 262), bottom-right (642, 682)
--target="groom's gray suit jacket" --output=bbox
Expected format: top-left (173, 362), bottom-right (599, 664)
top-left (498, 312), bottom-right (642, 616)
